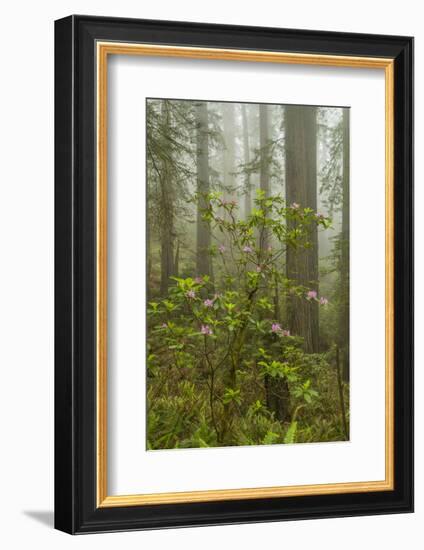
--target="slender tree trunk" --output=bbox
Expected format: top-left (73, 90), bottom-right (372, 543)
top-left (147, 220), bottom-right (153, 296)
top-left (259, 103), bottom-right (270, 250)
top-left (259, 103), bottom-right (270, 196)
top-left (196, 101), bottom-right (213, 279)
top-left (285, 105), bottom-right (319, 353)
top-left (241, 104), bottom-right (252, 218)
top-left (222, 103), bottom-right (236, 210)
top-left (159, 101), bottom-right (175, 295)
top-left (174, 239), bottom-right (180, 278)
top-left (339, 109), bottom-right (350, 381)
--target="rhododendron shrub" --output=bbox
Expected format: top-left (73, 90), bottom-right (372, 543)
top-left (147, 191), bottom-right (346, 449)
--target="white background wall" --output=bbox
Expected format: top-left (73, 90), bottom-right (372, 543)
top-left (0, 1), bottom-right (420, 548)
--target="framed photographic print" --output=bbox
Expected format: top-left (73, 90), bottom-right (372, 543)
top-left (54, 15), bottom-right (413, 534)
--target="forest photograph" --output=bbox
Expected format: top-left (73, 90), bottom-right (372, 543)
top-left (146, 98), bottom-right (350, 450)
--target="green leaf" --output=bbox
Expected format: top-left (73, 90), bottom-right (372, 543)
top-left (284, 421), bottom-right (298, 444)
top-left (262, 430), bottom-right (280, 445)
top-left (222, 388), bottom-right (241, 405)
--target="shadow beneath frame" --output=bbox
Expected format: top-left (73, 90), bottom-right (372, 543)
top-left (23, 510), bottom-right (54, 528)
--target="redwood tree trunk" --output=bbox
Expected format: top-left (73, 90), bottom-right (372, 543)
top-left (285, 105), bottom-right (319, 353)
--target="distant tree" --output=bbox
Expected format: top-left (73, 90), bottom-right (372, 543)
top-left (222, 103), bottom-right (237, 205)
top-left (318, 107), bottom-right (350, 381)
top-left (195, 101), bottom-right (213, 279)
top-left (259, 104), bottom-right (270, 196)
top-left (241, 104), bottom-right (252, 218)
top-left (146, 99), bottom-right (197, 295)
top-left (158, 100), bottom-right (176, 295)
top-left (259, 103), bottom-right (270, 249)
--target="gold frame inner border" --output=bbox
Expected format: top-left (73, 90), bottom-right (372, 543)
top-left (96, 41), bottom-right (395, 508)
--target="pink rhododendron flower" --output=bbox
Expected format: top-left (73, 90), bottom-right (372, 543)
top-left (186, 290), bottom-right (196, 299)
top-left (307, 290), bottom-right (317, 300)
top-left (291, 202), bottom-right (300, 209)
top-left (271, 323), bottom-right (281, 333)
top-left (281, 329), bottom-right (290, 337)
top-left (243, 245), bottom-right (253, 253)
top-left (194, 276), bottom-right (203, 284)
top-left (161, 323), bottom-right (167, 328)
top-left (319, 297), bottom-right (329, 305)
top-left (203, 299), bottom-right (213, 308)
top-left (201, 324), bottom-right (213, 335)
top-left (218, 244), bottom-right (226, 253)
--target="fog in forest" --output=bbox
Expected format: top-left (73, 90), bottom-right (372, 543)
top-left (146, 99), bottom-right (349, 450)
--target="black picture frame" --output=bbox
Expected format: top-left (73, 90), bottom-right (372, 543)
top-left (55, 14), bottom-right (414, 534)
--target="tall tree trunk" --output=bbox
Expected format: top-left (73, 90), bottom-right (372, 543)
top-left (147, 220), bottom-right (153, 296)
top-left (241, 104), bottom-right (251, 218)
top-left (285, 105), bottom-right (319, 353)
top-left (174, 239), bottom-right (180, 278)
top-left (159, 101), bottom-right (175, 295)
top-left (339, 109), bottom-right (350, 381)
top-left (259, 104), bottom-right (270, 196)
top-left (222, 103), bottom-right (236, 210)
top-left (196, 101), bottom-right (213, 279)
top-left (259, 103), bottom-right (270, 250)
